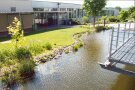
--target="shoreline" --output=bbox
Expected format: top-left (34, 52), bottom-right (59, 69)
top-left (34, 31), bottom-right (90, 65)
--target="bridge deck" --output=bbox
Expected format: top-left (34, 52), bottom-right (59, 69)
top-left (109, 36), bottom-right (135, 66)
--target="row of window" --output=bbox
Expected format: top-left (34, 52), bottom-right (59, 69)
top-left (33, 8), bottom-right (81, 12)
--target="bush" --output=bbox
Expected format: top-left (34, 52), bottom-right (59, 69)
top-left (29, 43), bottom-right (44, 55)
top-left (68, 19), bottom-right (81, 25)
top-left (18, 60), bottom-right (35, 78)
top-left (118, 10), bottom-right (129, 22)
top-left (15, 47), bottom-right (32, 60)
top-left (7, 17), bottom-right (23, 48)
top-left (108, 16), bottom-right (120, 22)
top-left (0, 49), bottom-right (14, 62)
top-left (72, 45), bottom-right (78, 52)
top-left (78, 42), bottom-right (83, 47)
top-left (64, 50), bottom-right (69, 54)
top-left (95, 26), bottom-right (110, 32)
top-left (4, 59), bottom-right (17, 66)
top-left (1, 70), bottom-right (20, 87)
top-left (82, 16), bottom-right (89, 25)
top-left (44, 42), bottom-right (52, 50)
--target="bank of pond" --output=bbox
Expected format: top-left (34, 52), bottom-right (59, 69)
top-left (0, 26), bottom-right (111, 89)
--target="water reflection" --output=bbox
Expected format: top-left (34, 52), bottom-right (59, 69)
top-left (84, 34), bottom-right (102, 60)
top-left (111, 66), bottom-right (135, 90)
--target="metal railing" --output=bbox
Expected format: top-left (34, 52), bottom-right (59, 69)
top-left (109, 23), bottom-right (135, 58)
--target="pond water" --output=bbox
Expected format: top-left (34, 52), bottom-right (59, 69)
top-left (2, 30), bottom-right (135, 90)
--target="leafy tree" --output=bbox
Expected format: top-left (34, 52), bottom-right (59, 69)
top-left (83, 0), bottom-right (106, 27)
top-left (7, 17), bottom-right (23, 48)
top-left (130, 11), bottom-right (135, 19)
top-left (128, 6), bottom-right (135, 15)
top-left (115, 6), bottom-right (122, 12)
top-left (128, 7), bottom-right (135, 19)
top-left (118, 10), bottom-right (129, 22)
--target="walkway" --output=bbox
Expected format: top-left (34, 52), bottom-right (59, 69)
top-left (100, 22), bottom-right (135, 76)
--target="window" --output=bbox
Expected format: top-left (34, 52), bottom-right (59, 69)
top-left (11, 7), bottom-right (16, 12)
top-left (33, 8), bottom-right (44, 11)
top-left (51, 8), bottom-right (57, 11)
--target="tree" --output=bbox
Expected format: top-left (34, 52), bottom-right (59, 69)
top-left (83, 0), bottom-right (106, 28)
top-left (130, 11), bottom-right (135, 19)
top-left (7, 17), bottom-right (23, 48)
top-left (128, 7), bottom-right (135, 19)
top-left (118, 10), bottom-right (129, 22)
top-left (115, 6), bottom-right (122, 12)
top-left (128, 6), bottom-right (135, 15)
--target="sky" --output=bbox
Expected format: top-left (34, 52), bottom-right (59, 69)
top-left (35, 0), bottom-right (135, 8)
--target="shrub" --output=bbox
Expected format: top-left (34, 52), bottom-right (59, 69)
top-left (4, 59), bottom-right (17, 66)
top-left (29, 43), bottom-right (44, 55)
top-left (118, 10), bottom-right (129, 22)
top-left (72, 45), bottom-right (78, 52)
top-left (82, 16), bottom-right (89, 25)
top-left (1, 70), bottom-right (20, 87)
top-left (7, 17), bottom-right (23, 48)
top-left (64, 50), bottom-right (69, 54)
top-left (78, 42), bottom-right (83, 47)
top-left (44, 42), bottom-right (52, 50)
top-left (0, 49), bottom-right (14, 62)
top-left (95, 26), bottom-right (110, 32)
top-left (18, 60), bottom-right (35, 78)
top-left (68, 19), bottom-right (81, 25)
top-left (107, 16), bottom-right (120, 22)
top-left (15, 47), bottom-right (32, 60)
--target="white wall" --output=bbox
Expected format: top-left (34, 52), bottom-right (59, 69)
top-left (0, 0), bottom-right (32, 12)
top-left (32, 1), bottom-right (81, 9)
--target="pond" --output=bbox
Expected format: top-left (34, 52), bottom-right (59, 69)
top-left (2, 30), bottom-right (135, 90)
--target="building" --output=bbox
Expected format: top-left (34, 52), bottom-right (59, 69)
top-left (0, 0), bottom-right (118, 37)
top-left (32, 1), bottom-right (84, 26)
top-left (0, 0), bottom-right (85, 36)
top-left (103, 7), bottom-right (119, 16)
top-left (0, 0), bottom-right (33, 36)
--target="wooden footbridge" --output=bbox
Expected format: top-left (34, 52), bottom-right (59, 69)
top-left (99, 22), bottom-right (135, 77)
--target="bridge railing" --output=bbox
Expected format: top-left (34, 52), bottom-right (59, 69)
top-left (109, 22), bottom-right (135, 58)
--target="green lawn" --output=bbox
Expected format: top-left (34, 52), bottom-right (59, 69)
top-left (0, 27), bottom-right (88, 52)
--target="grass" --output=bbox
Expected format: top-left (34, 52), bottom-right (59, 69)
top-left (18, 60), bottom-right (35, 78)
top-left (0, 27), bottom-right (88, 53)
top-left (0, 27), bottom-right (89, 87)
top-left (0, 27), bottom-right (89, 67)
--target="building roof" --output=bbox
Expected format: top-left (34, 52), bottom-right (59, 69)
top-left (32, 1), bottom-right (81, 8)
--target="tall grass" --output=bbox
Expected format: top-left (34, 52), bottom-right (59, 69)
top-left (28, 42), bottom-right (45, 55)
top-left (0, 49), bottom-right (14, 62)
top-left (43, 42), bottom-right (52, 50)
top-left (18, 60), bottom-right (35, 78)
top-left (15, 47), bottom-right (32, 60)
top-left (1, 70), bottom-right (20, 87)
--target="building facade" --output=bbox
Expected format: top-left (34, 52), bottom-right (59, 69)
top-left (0, 0), bottom-right (118, 37)
top-left (0, 0), bottom-right (85, 36)
top-left (32, 1), bottom-right (84, 26)
top-left (0, 0), bottom-right (33, 36)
